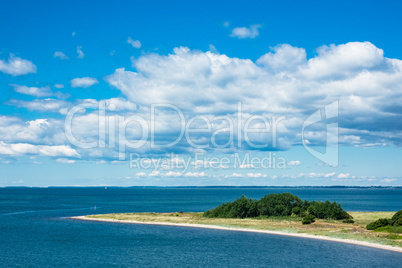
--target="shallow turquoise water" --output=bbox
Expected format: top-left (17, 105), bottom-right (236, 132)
top-left (0, 187), bottom-right (401, 267)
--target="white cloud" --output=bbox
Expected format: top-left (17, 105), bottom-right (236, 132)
top-left (0, 141), bottom-right (80, 157)
top-left (338, 173), bottom-right (351, 179)
top-left (78, 98), bottom-right (137, 111)
top-left (11, 85), bottom-right (56, 98)
top-left (165, 171), bottom-right (183, 177)
top-left (0, 117), bottom-right (64, 145)
top-left (105, 42), bottom-right (402, 149)
top-left (184, 172), bottom-right (207, 177)
top-left (70, 77), bottom-right (98, 88)
top-left (299, 42), bottom-right (384, 80)
top-left (77, 46), bottom-right (84, 58)
top-left (257, 44), bottom-right (306, 72)
top-left (324, 172), bottom-right (336, 178)
top-left (149, 170), bottom-right (160, 177)
top-left (127, 37), bottom-right (141, 48)
top-left (72, 31), bottom-right (76, 37)
top-left (239, 164), bottom-right (255, 169)
top-left (192, 159), bottom-right (218, 168)
top-left (230, 24), bottom-right (261, 39)
top-left (223, 21), bottom-right (230, 27)
top-left (3, 41), bottom-right (402, 164)
top-left (54, 84), bottom-right (64, 89)
top-left (297, 172), bottom-right (337, 179)
top-left (288, 160), bottom-right (302, 166)
top-left (0, 54), bottom-right (37, 76)
top-left (246, 173), bottom-right (267, 178)
top-left (380, 178), bottom-right (396, 183)
top-left (136, 172), bottom-right (147, 177)
top-left (8, 99), bottom-right (68, 113)
top-left (105, 47), bottom-right (265, 113)
top-left (56, 158), bottom-right (76, 164)
top-left (54, 51), bottom-right (69, 60)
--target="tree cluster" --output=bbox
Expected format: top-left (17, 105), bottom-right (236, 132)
top-left (366, 210), bottom-right (402, 230)
top-left (203, 193), bottom-right (352, 222)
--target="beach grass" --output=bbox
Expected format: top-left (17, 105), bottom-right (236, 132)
top-left (83, 211), bottom-right (402, 248)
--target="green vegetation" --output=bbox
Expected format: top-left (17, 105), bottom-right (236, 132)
top-left (203, 193), bottom-right (352, 224)
top-left (83, 211), bottom-right (402, 248)
top-left (302, 214), bottom-right (316, 224)
top-left (390, 210), bottom-right (402, 225)
top-left (342, 218), bottom-right (355, 223)
top-left (366, 210), bottom-right (402, 233)
top-left (394, 218), bottom-right (402, 226)
top-left (367, 218), bottom-right (390, 230)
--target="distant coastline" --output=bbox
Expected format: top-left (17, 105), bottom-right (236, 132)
top-left (71, 212), bottom-right (402, 253)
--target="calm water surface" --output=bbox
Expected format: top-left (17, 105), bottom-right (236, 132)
top-left (0, 187), bottom-right (401, 267)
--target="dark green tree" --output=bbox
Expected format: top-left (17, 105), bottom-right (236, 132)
top-left (366, 218), bottom-right (390, 230)
top-left (390, 210), bottom-right (402, 225)
top-left (257, 193), bottom-right (303, 217)
top-left (302, 214), bottom-right (316, 224)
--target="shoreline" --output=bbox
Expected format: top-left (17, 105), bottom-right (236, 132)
top-left (71, 216), bottom-right (402, 253)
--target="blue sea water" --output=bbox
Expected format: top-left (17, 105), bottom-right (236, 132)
top-left (0, 187), bottom-right (401, 267)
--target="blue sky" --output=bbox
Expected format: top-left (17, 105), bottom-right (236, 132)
top-left (1, 0), bottom-right (402, 186)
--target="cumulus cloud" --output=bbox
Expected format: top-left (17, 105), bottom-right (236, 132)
top-left (239, 164), bottom-right (255, 169)
top-left (380, 178), bottom-right (396, 183)
top-left (288, 160), bottom-right (302, 166)
top-left (79, 98), bottom-right (137, 111)
top-left (338, 173), bottom-right (351, 179)
top-left (294, 172), bottom-right (338, 179)
top-left (149, 170), bottom-right (160, 177)
top-left (70, 77), bottom-right (98, 88)
top-left (134, 170), bottom-right (208, 178)
top-left (11, 84), bottom-right (61, 98)
top-left (56, 158), bottom-right (76, 164)
top-left (8, 99), bottom-right (69, 113)
top-left (299, 42), bottom-right (385, 80)
top-left (0, 54), bottom-right (37, 76)
top-left (105, 42), bottom-right (402, 150)
top-left (184, 172), bottom-right (207, 177)
top-left (165, 171), bottom-right (183, 177)
top-left (0, 117), bottom-right (59, 144)
top-left (127, 37), bottom-right (141, 48)
top-left (3, 41), bottom-right (402, 166)
top-left (0, 142), bottom-right (80, 157)
top-left (257, 44), bottom-right (307, 72)
top-left (54, 51), bottom-right (69, 60)
top-left (246, 173), bottom-right (267, 178)
top-left (230, 24), bottom-right (261, 39)
top-left (77, 46), bottom-right (84, 58)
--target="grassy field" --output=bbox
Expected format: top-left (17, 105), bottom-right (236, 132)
top-left (85, 212), bottom-right (402, 248)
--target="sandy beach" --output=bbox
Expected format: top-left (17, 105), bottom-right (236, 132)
top-left (71, 216), bottom-right (402, 253)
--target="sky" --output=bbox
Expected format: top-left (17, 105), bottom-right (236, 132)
top-left (1, 0), bottom-right (402, 186)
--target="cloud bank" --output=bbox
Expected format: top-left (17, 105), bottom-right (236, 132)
top-left (3, 42), bottom-right (402, 166)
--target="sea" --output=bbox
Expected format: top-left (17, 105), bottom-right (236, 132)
top-left (0, 187), bottom-right (401, 267)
